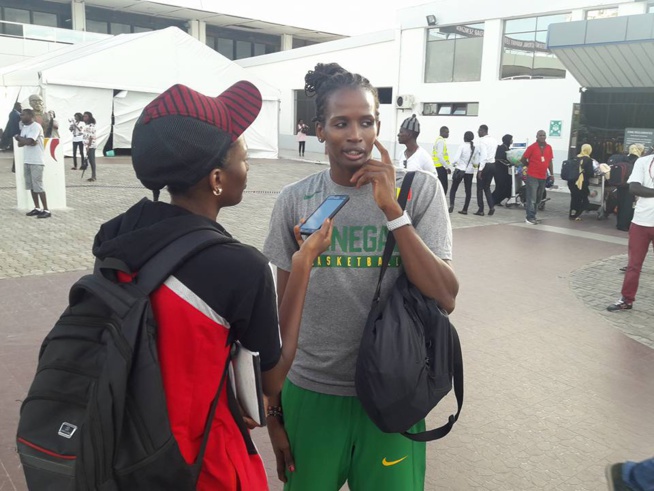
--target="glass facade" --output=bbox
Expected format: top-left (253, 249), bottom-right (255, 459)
top-left (206, 26), bottom-right (282, 59)
top-left (425, 23), bottom-right (485, 83)
top-left (501, 14), bottom-right (569, 80)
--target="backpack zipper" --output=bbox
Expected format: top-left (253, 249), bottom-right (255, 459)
top-left (36, 363), bottom-right (99, 379)
top-left (56, 316), bottom-right (132, 361)
top-left (21, 393), bottom-right (87, 413)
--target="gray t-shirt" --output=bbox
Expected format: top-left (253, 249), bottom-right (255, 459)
top-left (263, 168), bottom-right (452, 396)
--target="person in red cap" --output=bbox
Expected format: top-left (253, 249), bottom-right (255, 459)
top-left (93, 81), bottom-right (333, 490)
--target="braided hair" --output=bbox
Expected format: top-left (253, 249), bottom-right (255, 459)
top-left (304, 63), bottom-right (380, 125)
top-left (464, 130), bottom-right (475, 154)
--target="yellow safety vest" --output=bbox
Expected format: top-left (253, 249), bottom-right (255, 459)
top-left (432, 136), bottom-right (450, 168)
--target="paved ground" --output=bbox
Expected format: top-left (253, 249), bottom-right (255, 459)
top-left (0, 152), bottom-right (652, 490)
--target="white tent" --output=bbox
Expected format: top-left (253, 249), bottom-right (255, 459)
top-left (0, 27), bottom-right (280, 158)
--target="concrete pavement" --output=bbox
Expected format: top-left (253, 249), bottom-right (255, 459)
top-left (0, 153), bottom-right (652, 490)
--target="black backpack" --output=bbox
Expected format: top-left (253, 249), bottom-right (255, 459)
top-left (16, 228), bottom-right (235, 490)
top-left (355, 172), bottom-right (463, 442)
top-left (560, 158), bottom-right (580, 182)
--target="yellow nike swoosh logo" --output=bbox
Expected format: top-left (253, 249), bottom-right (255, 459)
top-left (382, 456), bottom-right (408, 467)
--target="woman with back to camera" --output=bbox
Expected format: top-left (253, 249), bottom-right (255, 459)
top-left (69, 112), bottom-right (85, 170)
top-left (492, 134), bottom-right (514, 206)
top-left (93, 81), bottom-right (332, 490)
top-left (263, 63), bottom-right (458, 491)
top-left (448, 130), bottom-right (479, 215)
top-left (568, 143), bottom-right (595, 221)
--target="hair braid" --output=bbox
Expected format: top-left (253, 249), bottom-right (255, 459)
top-left (304, 63), bottom-right (380, 124)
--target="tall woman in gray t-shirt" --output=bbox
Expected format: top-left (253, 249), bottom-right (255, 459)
top-left (263, 63), bottom-right (459, 491)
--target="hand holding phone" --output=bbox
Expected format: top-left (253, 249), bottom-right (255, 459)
top-left (299, 195), bottom-right (349, 235)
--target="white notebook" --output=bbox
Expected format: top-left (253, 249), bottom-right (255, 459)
top-left (229, 342), bottom-right (266, 426)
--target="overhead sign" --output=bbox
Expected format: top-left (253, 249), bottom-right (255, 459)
top-left (624, 128), bottom-right (654, 153)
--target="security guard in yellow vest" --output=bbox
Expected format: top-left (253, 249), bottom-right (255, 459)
top-left (432, 126), bottom-right (451, 195)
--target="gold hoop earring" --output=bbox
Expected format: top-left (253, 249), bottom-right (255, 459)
top-left (213, 187), bottom-right (222, 196)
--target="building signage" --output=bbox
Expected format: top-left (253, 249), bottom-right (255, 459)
top-left (503, 36), bottom-right (548, 53)
top-left (549, 120), bottom-right (563, 138)
top-left (624, 128), bottom-right (654, 152)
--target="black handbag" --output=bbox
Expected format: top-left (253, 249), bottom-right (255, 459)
top-left (355, 171), bottom-right (464, 442)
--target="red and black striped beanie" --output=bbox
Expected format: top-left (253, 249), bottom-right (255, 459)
top-left (132, 81), bottom-right (262, 191)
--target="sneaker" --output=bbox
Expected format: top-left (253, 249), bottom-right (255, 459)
top-left (607, 299), bottom-right (632, 312)
top-left (473, 210), bottom-right (485, 216)
top-left (37, 210), bottom-right (51, 219)
top-left (605, 463), bottom-right (634, 491)
top-left (525, 218), bottom-right (537, 225)
top-left (25, 208), bottom-right (42, 217)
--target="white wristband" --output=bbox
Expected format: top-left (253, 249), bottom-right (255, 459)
top-left (387, 211), bottom-right (411, 231)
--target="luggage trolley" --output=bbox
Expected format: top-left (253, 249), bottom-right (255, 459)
top-left (503, 143), bottom-right (526, 209)
top-left (587, 175), bottom-right (606, 219)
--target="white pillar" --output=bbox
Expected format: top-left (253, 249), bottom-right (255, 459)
top-left (569, 9), bottom-right (585, 22)
top-left (188, 20), bottom-right (206, 44)
top-left (281, 34), bottom-right (293, 51)
top-left (71, 0), bottom-right (86, 31)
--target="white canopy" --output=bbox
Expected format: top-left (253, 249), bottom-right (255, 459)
top-left (0, 27), bottom-right (280, 158)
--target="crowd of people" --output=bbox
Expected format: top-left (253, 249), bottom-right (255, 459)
top-left (399, 119), bottom-right (556, 225)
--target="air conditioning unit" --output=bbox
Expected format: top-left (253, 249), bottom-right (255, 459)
top-left (396, 95), bottom-right (415, 109)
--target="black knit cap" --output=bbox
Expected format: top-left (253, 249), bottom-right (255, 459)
top-left (132, 81), bottom-right (262, 191)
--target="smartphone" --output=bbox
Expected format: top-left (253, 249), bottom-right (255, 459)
top-left (299, 195), bottom-right (350, 235)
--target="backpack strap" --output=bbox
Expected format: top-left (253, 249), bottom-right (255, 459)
top-left (373, 171), bottom-right (415, 302)
top-left (191, 336), bottom-right (233, 483)
top-left (402, 328), bottom-right (464, 442)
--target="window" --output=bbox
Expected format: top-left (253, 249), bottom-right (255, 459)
top-left (3, 7), bottom-right (29, 36)
top-left (86, 19), bottom-right (109, 34)
top-left (133, 26), bottom-right (152, 33)
top-left (110, 23), bottom-right (131, 35)
top-left (423, 102), bottom-right (479, 116)
top-left (425, 23), bottom-right (484, 83)
top-left (649, 3), bottom-right (654, 13)
top-left (586, 8), bottom-right (619, 20)
top-left (217, 38), bottom-right (234, 59)
top-left (33, 11), bottom-right (58, 28)
top-left (377, 88), bottom-right (393, 105)
top-left (254, 43), bottom-right (266, 56)
top-left (501, 14), bottom-right (569, 80)
top-left (235, 40), bottom-right (251, 59)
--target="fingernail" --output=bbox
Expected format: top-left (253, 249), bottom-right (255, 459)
top-left (289, 465), bottom-right (295, 472)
